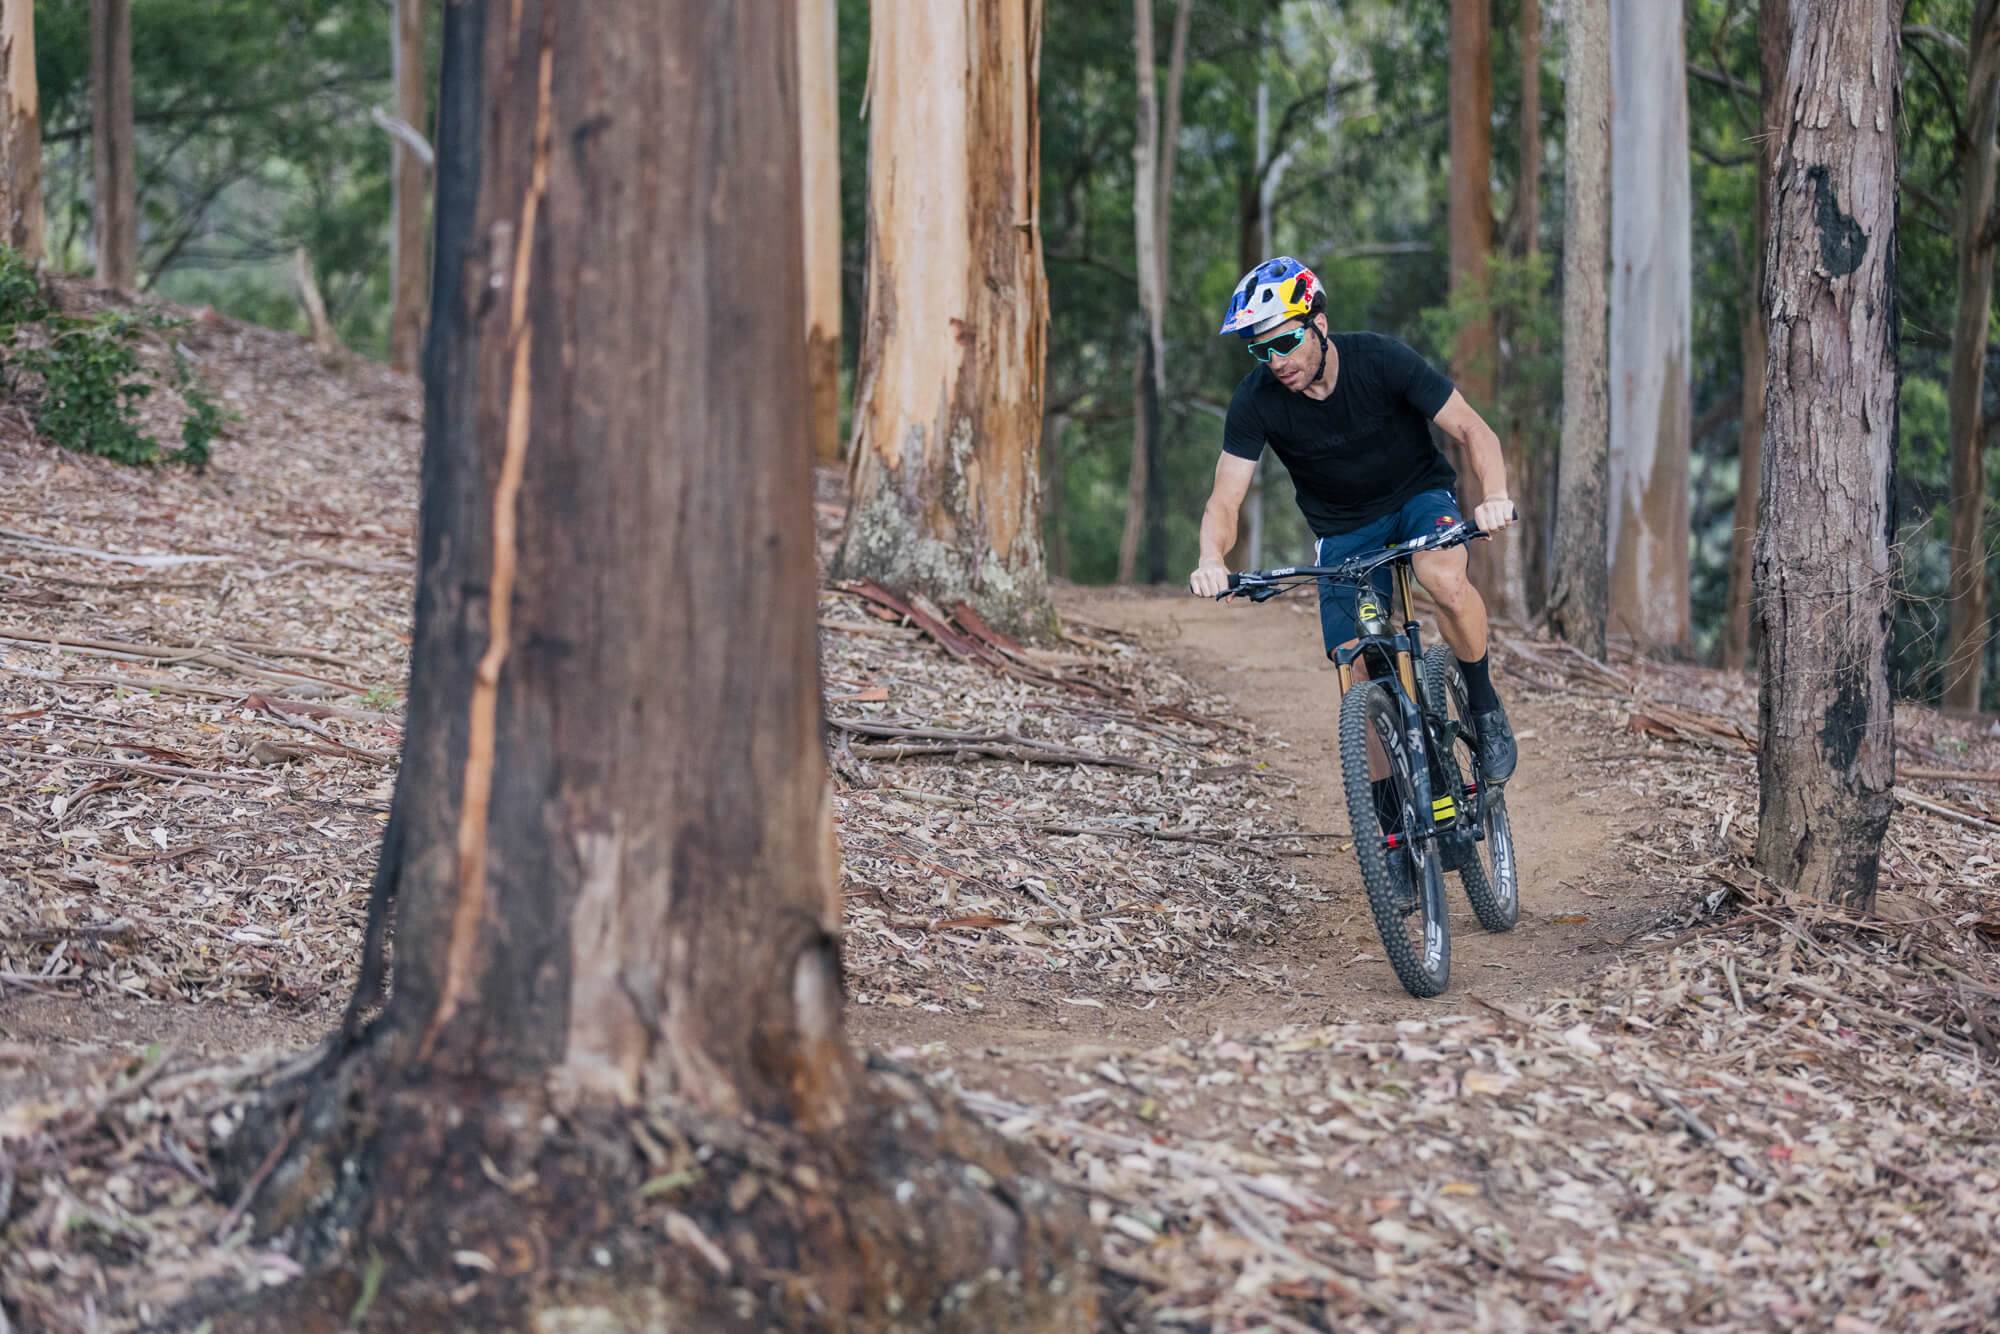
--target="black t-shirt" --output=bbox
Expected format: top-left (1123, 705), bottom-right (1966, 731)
top-left (1221, 331), bottom-right (1458, 536)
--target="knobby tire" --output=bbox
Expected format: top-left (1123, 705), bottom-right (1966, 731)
top-left (1420, 644), bottom-right (1519, 933)
top-left (1339, 679), bottom-right (1450, 998)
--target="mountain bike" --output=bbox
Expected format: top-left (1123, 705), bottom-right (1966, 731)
top-left (1217, 521), bottom-right (1518, 997)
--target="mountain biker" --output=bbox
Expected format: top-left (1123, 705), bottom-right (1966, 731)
top-left (1188, 255), bottom-right (1519, 786)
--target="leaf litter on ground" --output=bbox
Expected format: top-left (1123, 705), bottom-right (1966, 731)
top-left (2, 282), bottom-right (1999, 1329)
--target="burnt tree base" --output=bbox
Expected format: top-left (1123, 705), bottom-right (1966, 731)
top-left (185, 1047), bottom-right (1098, 1332)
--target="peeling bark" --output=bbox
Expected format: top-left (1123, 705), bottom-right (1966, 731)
top-left (1942, 0), bottom-right (2000, 711)
top-left (1549, 0), bottom-right (1610, 659)
top-left (1753, 0), bottom-right (1898, 913)
top-left (1607, 0), bottom-right (1692, 654)
top-left (801, 0), bottom-right (843, 465)
top-left (839, 0), bottom-right (1054, 638)
top-left (0, 0), bottom-right (42, 259)
top-left (207, 6), bottom-right (1095, 1326)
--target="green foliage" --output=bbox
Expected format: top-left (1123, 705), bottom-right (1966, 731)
top-left (34, 0), bottom-right (416, 358)
top-left (20, 313), bottom-right (159, 464)
top-left (173, 349), bottom-right (228, 469)
top-left (0, 247), bottom-right (225, 468)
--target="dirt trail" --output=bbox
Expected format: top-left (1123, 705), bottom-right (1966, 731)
top-left (1050, 582), bottom-right (1661, 1026)
top-left (850, 580), bottom-right (1673, 1076)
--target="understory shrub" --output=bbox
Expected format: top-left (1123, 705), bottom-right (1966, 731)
top-left (0, 245), bottom-right (227, 468)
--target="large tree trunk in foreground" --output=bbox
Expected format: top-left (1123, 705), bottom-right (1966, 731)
top-left (839, 0), bottom-right (1053, 637)
top-left (211, 6), bottom-right (1094, 1328)
top-left (1942, 0), bottom-right (2000, 711)
top-left (1722, 0), bottom-right (1787, 674)
top-left (89, 0), bottom-right (136, 289)
top-left (1548, 0), bottom-right (1610, 658)
top-left (801, 0), bottom-right (843, 465)
top-left (388, 0), bottom-right (429, 372)
top-left (1754, 0), bottom-right (1898, 913)
top-left (0, 0), bottom-right (42, 259)
top-left (1607, 0), bottom-right (1691, 654)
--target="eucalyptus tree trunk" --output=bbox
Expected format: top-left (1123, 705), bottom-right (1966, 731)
top-left (1942, 0), bottom-right (2000, 711)
top-left (89, 0), bottom-right (135, 289)
top-left (388, 0), bottom-right (429, 372)
top-left (1548, 0), bottom-right (1610, 659)
top-left (1754, 0), bottom-right (1898, 913)
top-left (1118, 0), bottom-right (1190, 585)
top-left (208, 6), bottom-right (1093, 1327)
top-left (0, 0), bottom-right (40, 259)
top-left (1722, 0), bottom-right (1788, 673)
top-left (1497, 0), bottom-right (1540, 618)
top-left (1447, 0), bottom-right (1494, 407)
top-left (840, 0), bottom-right (1054, 636)
top-left (800, 0), bottom-right (843, 464)
top-left (1607, 0), bottom-right (1691, 654)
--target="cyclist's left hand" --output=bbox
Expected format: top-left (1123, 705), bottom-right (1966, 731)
top-left (1473, 495), bottom-right (1519, 534)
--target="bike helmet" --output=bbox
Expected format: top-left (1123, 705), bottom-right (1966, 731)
top-left (1218, 256), bottom-right (1323, 337)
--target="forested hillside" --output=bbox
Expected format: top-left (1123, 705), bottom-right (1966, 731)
top-left (0, 2), bottom-right (1997, 1331)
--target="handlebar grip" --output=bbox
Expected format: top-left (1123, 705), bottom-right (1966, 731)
top-left (1225, 573), bottom-right (1244, 592)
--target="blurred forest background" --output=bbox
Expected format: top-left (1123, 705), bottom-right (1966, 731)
top-left (21, 0), bottom-right (1999, 708)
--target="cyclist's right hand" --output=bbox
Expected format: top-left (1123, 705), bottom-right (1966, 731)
top-left (1189, 561), bottom-right (1232, 598)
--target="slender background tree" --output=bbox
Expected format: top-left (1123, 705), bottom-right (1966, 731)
top-left (386, 0), bottom-right (428, 371)
top-left (1608, 0), bottom-right (1693, 655)
top-left (0, 0), bottom-right (39, 258)
top-left (801, 0), bottom-right (843, 465)
top-left (1721, 0), bottom-right (1787, 674)
top-left (1941, 1), bottom-right (2000, 709)
top-left (87, 0), bottom-right (133, 288)
top-left (1550, 0), bottom-right (1611, 659)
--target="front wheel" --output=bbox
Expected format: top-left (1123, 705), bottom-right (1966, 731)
top-left (1340, 680), bottom-right (1450, 997)
top-left (1421, 644), bottom-right (1518, 932)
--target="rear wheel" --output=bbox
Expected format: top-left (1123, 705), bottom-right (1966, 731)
top-left (1339, 679), bottom-right (1450, 997)
top-left (1421, 644), bottom-right (1518, 932)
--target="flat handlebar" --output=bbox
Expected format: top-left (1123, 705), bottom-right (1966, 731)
top-left (1216, 520), bottom-right (1490, 601)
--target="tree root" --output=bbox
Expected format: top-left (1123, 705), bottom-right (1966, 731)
top-left (186, 1047), bottom-right (1098, 1332)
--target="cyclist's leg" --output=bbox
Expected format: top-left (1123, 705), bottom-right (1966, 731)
top-left (1399, 489), bottom-right (1516, 780)
top-left (1314, 520), bottom-right (1398, 792)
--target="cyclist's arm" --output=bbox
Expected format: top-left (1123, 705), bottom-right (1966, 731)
top-left (1432, 390), bottom-right (1512, 519)
top-left (1192, 453), bottom-right (1257, 593)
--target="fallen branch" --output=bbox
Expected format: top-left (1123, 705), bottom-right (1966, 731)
top-left (6, 748), bottom-right (280, 789)
top-left (1896, 787), bottom-right (2000, 833)
top-left (845, 741), bottom-right (1154, 771)
top-left (0, 628), bottom-right (365, 693)
top-left (1734, 961), bottom-right (1979, 1057)
top-left (828, 719), bottom-right (1156, 771)
top-left (1641, 1079), bottom-right (1765, 1186)
top-left (0, 528), bottom-right (231, 569)
top-left (225, 639), bottom-right (371, 674)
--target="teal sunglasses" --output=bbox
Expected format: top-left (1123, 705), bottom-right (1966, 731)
top-left (1248, 327), bottom-right (1308, 362)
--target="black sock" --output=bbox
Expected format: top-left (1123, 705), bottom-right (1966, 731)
top-left (1371, 778), bottom-right (1401, 832)
top-left (1457, 653), bottom-right (1501, 713)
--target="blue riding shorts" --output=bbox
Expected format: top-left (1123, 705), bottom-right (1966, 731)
top-left (1313, 488), bottom-right (1464, 656)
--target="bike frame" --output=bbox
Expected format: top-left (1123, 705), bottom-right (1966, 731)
top-left (1222, 525), bottom-right (1490, 853)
